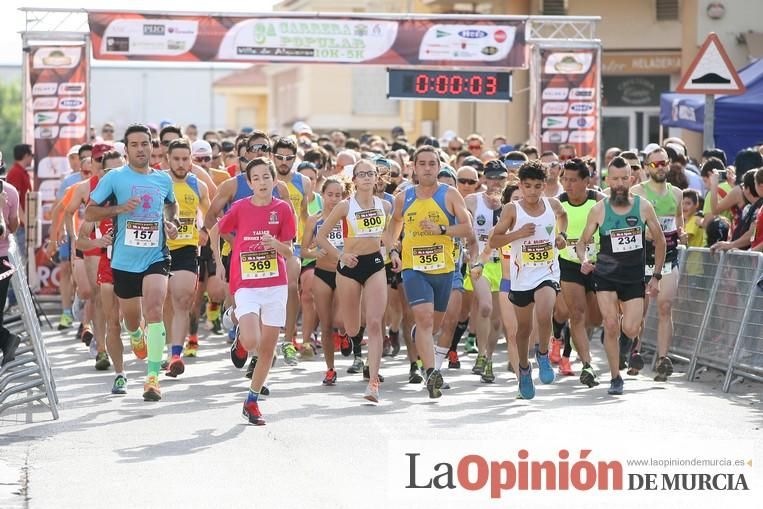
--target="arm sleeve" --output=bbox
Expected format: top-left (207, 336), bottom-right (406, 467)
top-left (90, 172), bottom-right (114, 205)
top-left (278, 201), bottom-right (297, 242)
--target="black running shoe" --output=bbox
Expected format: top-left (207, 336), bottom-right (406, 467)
top-left (363, 364), bottom-right (384, 382)
top-left (655, 356), bottom-right (673, 382)
top-left (408, 366), bottom-right (423, 384)
top-left (426, 369), bottom-right (444, 399)
top-left (339, 334), bottom-right (352, 357)
top-left (245, 356), bottom-right (257, 379)
top-left (230, 336), bottom-right (248, 368)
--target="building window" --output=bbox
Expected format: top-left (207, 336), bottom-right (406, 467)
top-left (656, 0), bottom-right (679, 21)
top-left (543, 0), bottom-right (567, 15)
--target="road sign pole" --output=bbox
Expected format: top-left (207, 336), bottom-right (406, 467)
top-left (703, 93), bottom-right (715, 149)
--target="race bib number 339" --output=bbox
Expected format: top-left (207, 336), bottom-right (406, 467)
top-left (125, 221), bottom-right (160, 248)
top-left (241, 250), bottom-right (279, 280)
top-left (412, 245), bottom-right (445, 271)
top-left (521, 241), bottom-right (553, 267)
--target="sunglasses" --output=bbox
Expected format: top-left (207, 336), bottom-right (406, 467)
top-left (560, 155), bottom-right (574, 161)
top-left (194, 156), bottom-right (212, 163)
top-left (274, 154), bottom-right (296, 161)
top-left (390, 172), bottom-right (400, 178)
top-left (248, 144), bottom-right (270, 152)
top-left (354, 170), bottom-right (378, 178)
top-left (457, 178), bottom-right (478, 185)
top-left (648, 160), bottom-right (669, 169)
top-left (160, 139), bottom-right (173, 146)
top-left (102, 129), bottom-right (114, 133)
top-left (468, 144), bottom-right (482, 150)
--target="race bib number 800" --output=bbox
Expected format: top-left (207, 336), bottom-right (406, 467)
top-left (125, 221), bottom-right (160, 248)
top-left (354, 209), bottom-right (385, 235)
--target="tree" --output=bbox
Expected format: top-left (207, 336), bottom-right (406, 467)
top-left (0, 80), bottom-right (22, 171)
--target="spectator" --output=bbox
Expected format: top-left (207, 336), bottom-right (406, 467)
top-left (6, 144), bottom-right (33, 256)
top-left (0, 179), bottom-right (20, 365)
top-left (101, 122), bottom-right (116, 142)
top-left (185, 124), bottom-right (199, 142)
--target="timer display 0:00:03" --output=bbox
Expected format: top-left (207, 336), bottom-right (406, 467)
top-left (415, 74), bottom-right (498, 96)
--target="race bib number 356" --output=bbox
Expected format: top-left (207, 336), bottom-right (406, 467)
top-left (412, 245), bottom-right (445, 272)
top-left (125, 221), bottom-right (160, 248)
top-left (241, 250), bottom-right (279, 280)
top-left (610, 227), bottom-right (643, 253)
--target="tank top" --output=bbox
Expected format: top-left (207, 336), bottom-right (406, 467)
top-left (96, 217), bottom-right (114, 260)
top-left (167, 174), bottom-right (201, 251)
top-left (641, 182), bottom-right (679, 263)
top-left (473, 192), bottom-right (502, 262)
top-left (344, 195), bottom-right (386, 239)
top-left (83, 176), bottom-right (102, 257)
top-left (558, 190), bottom-right (599, 264)
top-left (316, 216), bottom-right (345, 253)
top-left (284, 172), bottom-right (306, 243)
top-left (301, 194), bottom-right (324, 266)
top-left (509, 198), bottom-right (560, 291)
top-left (594, 196), bottom-right (645, 283)
top-left (401, 184), bottom-right (456, 274)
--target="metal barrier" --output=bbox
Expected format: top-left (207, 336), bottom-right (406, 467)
top-left (0, 236), bottom-right (59, 419)
top-left (641, 247), bottom-right (763, 393)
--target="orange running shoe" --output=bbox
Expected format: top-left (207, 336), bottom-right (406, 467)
top-left (549, 338), bottom-right (563, 365)
top-left (130, 330), bottom-right (147, 360)
top-left (559, 357), bottom-right (575, 376)
top-left (143, 375), bottom-right (161, 401)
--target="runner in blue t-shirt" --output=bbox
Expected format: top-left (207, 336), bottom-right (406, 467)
top-left (85, 124), bottom-right (180, 402)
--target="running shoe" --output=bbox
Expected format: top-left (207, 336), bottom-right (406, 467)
top-left (363, 364), bottom-right (385, 382)
top-left (408, 366), bottom-right (423, 384)
top-left (364, 377), bottom-right (380, 403)
top-left (300, 342), bottom-right (316, 360)
top-left (81, 326), bottom-right (94, 347)
top-left (89, 336), bottom-right (98, 359)
top-left (536, 350), bottom-right (555, 384)
top-left (1, 334), bottom-right (20, 366)
top-left (161, 359), bottom-right (169, 371)
top-left (230, 335), bottom-right (248, 368)
top-left (143, 375), bottom-right (161, 402)
top-left (227, 327), bottom-right (236, 344)
top-left (166, 356), bottom-right (185, 378)
top-left (518, 365), bottom-right (535, 400)
top-left (558, 357), bottom-right (575, 376)
top-left (654, 356), bottom-right (673, 382)
top-left (130, 331), bottom-right (148, 360)
top-left (447, 350), bottom-right (461, 369)
top-left (579, 365), bottom-right (599, 388)
top-left (111, 375), bottom-right (127, 395)
top-left (57, 312), bottom-right (73, 331)
top-left (322, 368), bottom-right (337, 386)
top-left (472, 353), bottom-right (486, 375)
top-left (382, 336), bottom-right (393, 357)
top-left (183, 339), bottom-right (199, 358)
top-left (389, 331), bottom-right (401, 356)
top-left (628, 351), bottom-right (645, 372)
top-left (245, 356), bottom-right (257, 379)
top-left (94, 351), bottom-right (110, 371)
top-left (608, 375), bottom-right (624, 395)
top-left (242, 400), bottom-right (265, 425)
top-left (211, 317), bottom-right (223, 335)
top-left (549, 338), bottom-right (563, 365)
top-left (464, 334), bottom-right (478, 354)
top-left (332, 331), bottom-right (343, 351)
top-left (348, 356), bottom-right (364, 374)
top-left (426, 369), bottom-right (444, 399)
top-left (618, 335), bottom-right (634, 370)
top-left (283, 342), bottom-right (299, 366)
top-left (480, 359), bottom-right (495, 383)
top-left (339, 334), bottom-right (352, 357)
top-left (260, 385), bottom-right (271, 396)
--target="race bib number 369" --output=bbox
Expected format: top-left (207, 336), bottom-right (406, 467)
top-left (125, 221), bottom-right (160, 248)
top-left (610, 227), bottom-right (642, 253)
top-left (241, 250), bottom-right (279, 280)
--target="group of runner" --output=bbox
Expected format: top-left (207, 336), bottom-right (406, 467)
top-left (47, 123), bottom-right (689, 425)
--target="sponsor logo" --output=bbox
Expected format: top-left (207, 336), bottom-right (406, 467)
top-left (58, 83), bottom-right (85, 95)
top-left (59, 111), bottom-right (85, 124)
top-left (59, 125), bottom-right (87, 139)
top-left (167, 40), bottom-right (186, 51)
top-left (58, 98), bottom-right (85, 110)
top-left (542, 102), bottom-right (569, 115)
top-left (34, 112), bottom-right (58, 125)
top-left (494, 30), bottom-right (507, 43)
top-left (436, 30), bottom-right (450, 38)
top-left (481, 46), bottom-right (498, 56)
top-left (32, 97), bottom-right (58, 110)
top-left (542, 87), bottom-right (569, 101)
top-left (542, 130), bottom-right (569, 143)
top-left (143, 24), bottom-right (166, 36)
top-left (542, 116), bottom-right (569, 129)
top-left (569, 116), bottom-right (595, 129)
top-left (458, 29), bottom-right (488, 39)
top-left (269, 212), bottom-right (279, 224)
top-left (106, 37), bottom-right (130, 52)
top-left (32, 82), bottom-right (57, 96)
top-left (570, 87), bottom-right (595, 100)
top-left (34, 126), bottom-right (59, 139)
top-left (568, 130), bottom-right (596, 143)
top-left (626, 216), bottom-right (639, 227)
top-left (568, 102), bottom-right (595, 114)
top-left (166, 25), bottom-right (195, 35)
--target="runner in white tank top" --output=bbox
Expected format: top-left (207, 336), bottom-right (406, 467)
top-left (509, 197), bottom-right (560, 291)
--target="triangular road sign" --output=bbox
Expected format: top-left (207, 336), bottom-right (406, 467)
top-left (676, 33), bottom-right (745, 95)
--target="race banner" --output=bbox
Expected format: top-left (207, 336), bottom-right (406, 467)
top-left (28, 44), bottom-right (89, 294)
top-left (87, 12), bottom-right (527, 68)
top-left (531, 47), bottom-right (600, 161)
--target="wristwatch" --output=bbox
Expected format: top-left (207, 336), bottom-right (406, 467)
top-left (653, 272), bottom-right (663, 281)
top-left (558, 231), bottom-right (568, 240)
top-left (439, 225), bottom-right (447, 235)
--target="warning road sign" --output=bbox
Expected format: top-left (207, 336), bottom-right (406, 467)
top-left (676, 32), bottom-right (745, 95)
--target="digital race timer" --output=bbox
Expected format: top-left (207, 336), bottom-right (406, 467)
top-left (387, 69), bottom-right (512, 101)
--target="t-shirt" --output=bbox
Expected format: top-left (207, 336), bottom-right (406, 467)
top-left (0, 182), bottom-right (20, 257)
top-left (90, 165), bottom-right (176, 273)
top-left (209, 167), bottom-right (230, 187)
top-left (703, 182), bottom-right (733, 222)
top-left (752, 207), bottom-right (763, 250)
top-left (57, 172), bottom-right (83, 199)
top-left (6, 162), bottom-right (31, 218)
top-left (684, 215), bottom-right (705, 248)
top-left (218, 197), bottom-right (296, 292)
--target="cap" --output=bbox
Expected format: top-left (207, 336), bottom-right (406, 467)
top-left (297, 161), bottom-right (317, 172)
top-left (113, 142), bottom-right (126, 156)
top-left (484, 159), bottom-right (508, 177)
top-left (191, 140), bottom-right (213, 157)
top-left (374, 157), bottom-right (391, 169)
top-left (92, 143), bottom-right (113, 160)
top-left (67, 145), bottom-right (81, 157)
top-left (642, 143), bottom-right (661, 156)
top-left (497, 144), bottom-right (513, 156)
top-left (292, 121), bottom-right (312, 135)
top-left (462, 156), bottom-right (484, 172)
top-left (504, 158), bottom-right (525, 170)
top-left (438, 165), bottom-right (456, 180)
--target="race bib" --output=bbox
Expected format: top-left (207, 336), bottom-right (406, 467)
top-left (240, 250), bottom-right (279, 280)
top-left (645, 263), bottom-right (672, 276)
top-left (500, 244), bottom-right (511, 258)
top-left (658, 216), bottom-right (677, 233)
top-left (176, 217), bottom-right (196, 240)
top-left (567, 238), bottom-right (596, 261)
top-left (327, 223), bottom-right (344, 249)
top-left (521, 241), bottom-right (554, 267)
top-left (478, 234), bottom-right (499, 261)
top-left (125, 221), bottom-right (160, 248)
top-left (610, 227), bottom-right (643, 253)
top-left (412, 245), bottom-right (445, 271)
top-left (354, 209), bottom-right (384, 235)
